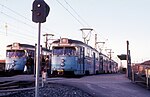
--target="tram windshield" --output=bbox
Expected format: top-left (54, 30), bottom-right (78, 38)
top-left (6, 50), bottom-right (25, 58)
top-left (53, 47), bottom-right (76, 55)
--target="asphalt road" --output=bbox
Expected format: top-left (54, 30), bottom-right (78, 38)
top-left (48, 74), bottom-right (150, 97)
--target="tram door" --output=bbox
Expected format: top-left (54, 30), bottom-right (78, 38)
top-left (80, 47), bottom-right (85, 74)
top-left (99, 55), bottom-right (103, 73)
top-left (93, 52), bottom-right (96, 74)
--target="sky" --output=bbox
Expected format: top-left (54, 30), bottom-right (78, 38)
top-left (0, 0), bottom-right (150, 66)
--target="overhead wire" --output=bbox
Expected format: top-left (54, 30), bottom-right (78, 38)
top-left (53, 0), bottom-right (95, 45)
top-left (0, 1), bottom-right (91, 41)
top-left (0, 1), bottom-right (95, 45)
top-left (0, 3), bottom-right (56, 40)
top-left (55, 0), bottom-right (85, 26)
top-left (0, 3), bottom-right (51, 32)
top-left (0, 11), bottom-right (36, 30)
top-left (0, 11), bottom-right (37, 42)
top-left (63, 0), bottom-right (90, 27)
top-left (0, 3), bottom-right (31, 22)
top-left (0, 3), bottom-right (37, 39)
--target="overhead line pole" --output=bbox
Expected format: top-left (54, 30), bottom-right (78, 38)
top-left (5, 23), bottom-right (8, 36)
top-left (95, 34), bottom-right (97, 49)
top-left (43, 33), bottom-right (54, 49)
top-left (80, 28), bottom-right (93, 45)
top-left (95, 34), bottom-right (105, 52)
top-left (106, 49), bottom-right (114, 68)
top-left (106, 49), bottom-right (113, 59)
top-left (127, 40), bottom-right (131, 79)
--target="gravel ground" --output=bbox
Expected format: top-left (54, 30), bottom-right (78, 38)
top-left (0, 83), bottom-right (93, 97)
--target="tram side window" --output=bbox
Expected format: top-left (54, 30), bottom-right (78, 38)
top-left (85, 48), bottom-right (90, 57)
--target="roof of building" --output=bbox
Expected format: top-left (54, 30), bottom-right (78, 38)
top-left (0, 60), bottom-right (5, 63)
top-left (142, 60), bottom-right (150, 65)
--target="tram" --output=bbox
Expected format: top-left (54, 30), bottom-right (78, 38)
top-left (5, 42), bottom-right (51, 74)
top-left (51, 38), bottom-right (118, 76)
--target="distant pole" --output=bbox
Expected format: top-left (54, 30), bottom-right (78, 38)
top-left (43, 33), bottom-right (54, 49)
top-left (5, 23), bottom-right (8, 36)
top-left (45, 33), bottom-right (48, 49)
top-left (80, 28), bottom-right (93, 44)
top-left (127, 40), bottom-right (131, 79)
top-left (96, 42), bottom-right (105, 52)
top-left (95, 34), bottom-right (97, 49)
top-left (106, 49), bottom-right (114, 70)
top-left (94, 34), bottom-right (105, 52)
top-left (126, 41), bottom-right (129, 78)
top-left (105, 49), bottom-right (113, 58)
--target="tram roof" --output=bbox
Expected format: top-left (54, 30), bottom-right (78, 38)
top-left (7, 43), bottom-right (51, 52)
top-left (52, 38), bottom-right (97, 51)
top-left (7, 43), bottom-right (35, 48)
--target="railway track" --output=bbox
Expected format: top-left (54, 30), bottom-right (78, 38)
top-left (0, 80), bottom-right (35, 90)
top-left (0, 80), bottom-right (35, 97)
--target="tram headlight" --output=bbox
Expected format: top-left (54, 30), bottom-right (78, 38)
top-left (60, 63), bottom-right (65, 67)
top-left (61, 59), bottom-right (65, 67)
top-left (61, 59), bottom-right (65, 63)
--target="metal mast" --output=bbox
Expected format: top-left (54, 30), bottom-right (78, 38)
top-left (43, 33), bottom-right (54, 49)
top-left (80, 28), bottom-right (93, 44)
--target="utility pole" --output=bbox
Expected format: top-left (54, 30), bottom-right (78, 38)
top-left (96, 42), bottom-right (105, 52)
top-left (106, 49), bottom-right (114, 70)
top-left (95, 34), bottom-right (97, 49)
top-left (43, 33), bottom-right (54, 49)
top-left (80, 28), bottom-right (93, 44)
top-left (106, 49), bottom-right (114, 59)
top-left (5, 23), bottom-right (8, 36)
top-left (95, 34), bottom-right (105, 52)
top-left (127, 40), bottom-right (131, 79)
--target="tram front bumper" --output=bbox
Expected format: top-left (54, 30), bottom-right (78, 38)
top-left (52, 69), bottom-right (64, 75)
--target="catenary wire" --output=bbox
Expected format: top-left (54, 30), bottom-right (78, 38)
top-left (63, 0), bottom-right (90, 27)
top-left (55, 0), bottom-right (85, 26)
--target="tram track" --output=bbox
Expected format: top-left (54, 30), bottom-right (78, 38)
top-left (0, 80), bottom-right (35, 90)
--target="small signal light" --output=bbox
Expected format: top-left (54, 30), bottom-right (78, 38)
top-left (37, 4), bottom-right (41, 8)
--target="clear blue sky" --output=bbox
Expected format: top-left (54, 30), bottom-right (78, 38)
top-left (0, 0), bottom-right (150, 65)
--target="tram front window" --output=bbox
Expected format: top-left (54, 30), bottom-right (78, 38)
top-left (53, 47), bottom-right (76, 55)
top-left (53, 47), bottom-right (63, 55)
top-left (64, 47), bottom-right (76, 55)
top-left (6, 50), bottom-right (25, 58)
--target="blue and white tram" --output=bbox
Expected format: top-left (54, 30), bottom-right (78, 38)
top-left (51, 38), bottom-right (108, 76)
top-left (111, 60), bottom-right (118, 73)
top-left (5, 42), bottom-right (51, 74)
